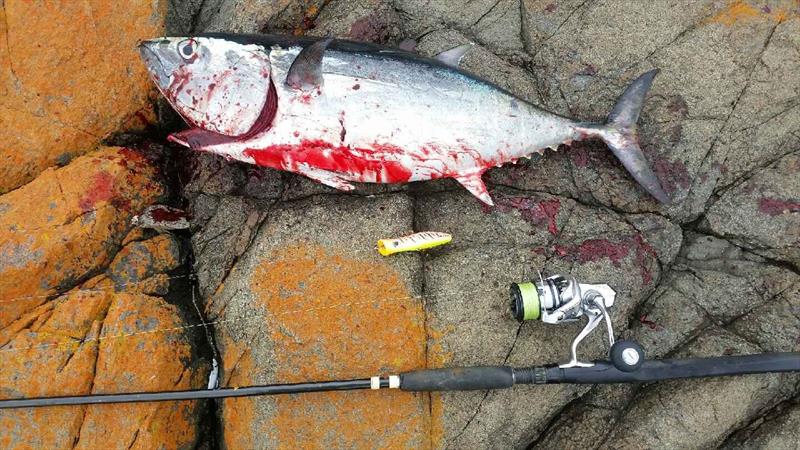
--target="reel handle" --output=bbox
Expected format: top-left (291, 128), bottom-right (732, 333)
top-left (609, 340), bottom-right (645, 372)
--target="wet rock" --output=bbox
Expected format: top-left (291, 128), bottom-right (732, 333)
top-left (603, 328), bottom-right (794, 450)
top-left (0, 147), bottom-right (164, 329)
top-left (185, 0), bottom-right (326, 34)
top-left (632, 233), bottom-right (799, 359)
top-left (0, 2), bottom-right (166, 193)
top-left (310, 0), bottom-right (403, 45)
top-left (722, 401), bottom-right (800, 449)
top-left (704, 151), bottom-right (800, 267)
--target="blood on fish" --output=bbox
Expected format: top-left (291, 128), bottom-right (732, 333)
top-left (244, 140), bottom-right (413, 183)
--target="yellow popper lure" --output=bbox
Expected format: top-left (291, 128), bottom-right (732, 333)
top-left (377, 232), bottom-right (452, 256)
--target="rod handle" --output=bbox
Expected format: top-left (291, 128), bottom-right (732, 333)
top-left (546, 352), bottom-right (800, 384)
top-left (400, 366), bottom-right (514, 391)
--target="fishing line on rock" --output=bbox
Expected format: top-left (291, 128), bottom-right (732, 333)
top-left (0, 278), bottom-right (507, 355)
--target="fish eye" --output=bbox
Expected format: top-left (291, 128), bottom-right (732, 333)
top-left (178, 39), bottom-right (197, 60)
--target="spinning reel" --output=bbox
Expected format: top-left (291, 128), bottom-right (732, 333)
top-left (511, 274), bottom-right (645, 372)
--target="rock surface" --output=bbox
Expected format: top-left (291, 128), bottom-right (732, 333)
top-left (0, 147), bottom-right (164, 328)
top-left (0, 1), bottom-right (166, 193)
top-left (0, 147), bottom-right (208, 448)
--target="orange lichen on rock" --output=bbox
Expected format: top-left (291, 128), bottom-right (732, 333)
top-left (0, 1), bottom-right (165, 192)
top-left (1, 290), bottom-right (204, 449)
top-left (106, 234), bottom-right (182, 291)
top-left (75, 292), bottom-right (204, 449)
top-left (0, 304), bottom-right (101, 450)
top-left (707, 1), bottom-right (797, 26)
top-left (220, 338), bottom-right (261, 450)
top-left (425, 324), bottom-right (455, 449)
top-left (219, 242), bottom-right (436, 448)
top-left (0, 147), bottom-right (163, 329)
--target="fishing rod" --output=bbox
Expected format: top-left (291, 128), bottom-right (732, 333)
top-left (2, 273), bottom-right (798, 409)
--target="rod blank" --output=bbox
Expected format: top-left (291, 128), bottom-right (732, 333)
top-left (0, 379), bottom-right (381, 409)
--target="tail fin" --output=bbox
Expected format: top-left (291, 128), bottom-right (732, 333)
top-left (582, 69), bottom-right (670, 203)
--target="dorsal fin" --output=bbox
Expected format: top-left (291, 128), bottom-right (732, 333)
top-left (434, 43), bottom-right (472, 68)
top-left (286, 37), bottom-right (333, 91)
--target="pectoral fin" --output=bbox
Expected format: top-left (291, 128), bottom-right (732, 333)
top-left (286, 37), bottom-right (333, 91)
top-left (434, 44), bottom-right (472, 68)
top-left (455, 173), bottom-right (494, 206)
top-left (168, 128), bottom-right (235, 151)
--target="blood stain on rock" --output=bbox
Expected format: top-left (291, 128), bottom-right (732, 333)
top-left (570, 145), bottom-right (591, 168)
top-left (78, 172), bottom-right (116, 212)
top-left (653, 157), bottom-right (691, 194)
top-left (632, 234), bottom-right (658, 285)
top-left (149, 205), bottom-right (190, 222)
top-left (554, 234), bottom-right (658, 285)
top-left (348, 12), bottom-right (389, 44)
top-left (667, 95), bottom-right (689, 117)
top-left (639, 315), bottom-right (662, 331)
top-left (494, 197), bottom-right (562, 235)
top-left (758, 197), bottom-right (800, 216)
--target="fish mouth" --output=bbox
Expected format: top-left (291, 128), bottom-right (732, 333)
top-left (138, 39), bottom-right (173, 91)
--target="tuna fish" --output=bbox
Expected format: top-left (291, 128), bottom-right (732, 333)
top-left (138, 34), bottom-right (670, 205)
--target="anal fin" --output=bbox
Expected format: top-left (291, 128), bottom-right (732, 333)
top-left (455, 174), bottom-right (494, 206)
top-left (434, 44), bottom-right (473, 68)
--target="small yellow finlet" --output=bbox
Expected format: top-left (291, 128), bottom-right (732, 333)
top-left (377, 231), bottom-right (452, 256)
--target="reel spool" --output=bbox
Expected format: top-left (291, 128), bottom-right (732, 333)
top-left (510, 274), bottom-right (644, 372)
